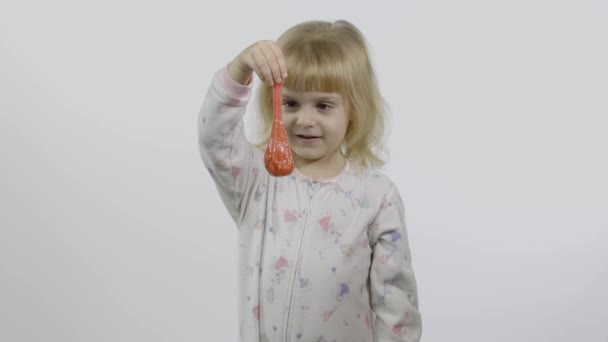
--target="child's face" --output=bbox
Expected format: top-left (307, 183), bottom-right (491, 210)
top-left (281, 88), bottom-right (350, 167)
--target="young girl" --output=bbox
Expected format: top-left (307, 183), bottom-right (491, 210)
top-left (198, 20), bottom-right (422, 342)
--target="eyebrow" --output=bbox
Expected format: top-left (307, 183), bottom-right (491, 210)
top-left (282, 92), bottom-right (341, 102)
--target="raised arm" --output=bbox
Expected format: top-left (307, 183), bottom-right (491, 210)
top-left (197, 41), bottom-right (288, 225)
top-left (197, 65), bottom-right (258, 225)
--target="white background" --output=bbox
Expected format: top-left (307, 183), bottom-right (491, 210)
top-left (1, 1), bottom-right (607, 341)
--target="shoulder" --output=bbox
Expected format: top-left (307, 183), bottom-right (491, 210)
top-left (341, 164), bottom-right (405, 217)
top-left (350, 164), bottom-right (399, 197)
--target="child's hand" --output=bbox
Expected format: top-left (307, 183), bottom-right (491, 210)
top-left (228, 40), bottom-right (288, 86)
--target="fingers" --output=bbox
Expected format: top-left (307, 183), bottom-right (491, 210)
top-left (252, 49), bottom-right (276, 86)
top-left (246, 40), bottom-right (288, 87)
top-left (260, 48), bottom-right (284, 85)
top-left (268, 43), bottom-right (288, 80)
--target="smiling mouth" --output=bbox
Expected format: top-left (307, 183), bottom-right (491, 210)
top-left (296, 135), bottom-right (321, 140)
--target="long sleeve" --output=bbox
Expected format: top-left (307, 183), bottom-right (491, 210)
top-left (197, 65), bottom-right (262, 225)
top-left (368, 183), bottom-right (422, 341)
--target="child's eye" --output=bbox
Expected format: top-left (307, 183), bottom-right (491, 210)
top-left (282, 101), bottom-right (298, 108)
top-left (317, 103), bottom-right (332, 111)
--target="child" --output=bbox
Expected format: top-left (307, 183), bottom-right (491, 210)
top-left (198, 20), bottom-right (422, 342)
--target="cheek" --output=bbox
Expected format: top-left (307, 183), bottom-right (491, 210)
top-left (281, 115), bottom-right (295, 125)
top-left (281, 118), bottom-right (292, 130)
top-left (330, 119), bottom-right (349, 135)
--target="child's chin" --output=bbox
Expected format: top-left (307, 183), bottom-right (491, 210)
top-left (293, 150), bottom-right (325, 162)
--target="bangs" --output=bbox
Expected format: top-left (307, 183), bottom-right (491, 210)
top-left (282, 40), bottom-right (349, 94)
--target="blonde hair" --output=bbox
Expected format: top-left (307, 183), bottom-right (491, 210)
top-left (253, 20), bottom-right (388, 169)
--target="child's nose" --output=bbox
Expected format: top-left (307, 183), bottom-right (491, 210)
top-left (296, 109), bottom-right (316, 126)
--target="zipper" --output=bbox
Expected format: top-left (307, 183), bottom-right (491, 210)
top-left (283, 180), bottom-right (319, 340)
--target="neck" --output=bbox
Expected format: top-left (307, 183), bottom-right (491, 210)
top-left (294, 152), bottom-right (347, 181)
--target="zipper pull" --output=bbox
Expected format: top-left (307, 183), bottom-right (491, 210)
top-left (308, 181), bottom-right (318, 198)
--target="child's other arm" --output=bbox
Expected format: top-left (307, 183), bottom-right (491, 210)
top-left (369, 184), bottom-right (422, 341)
